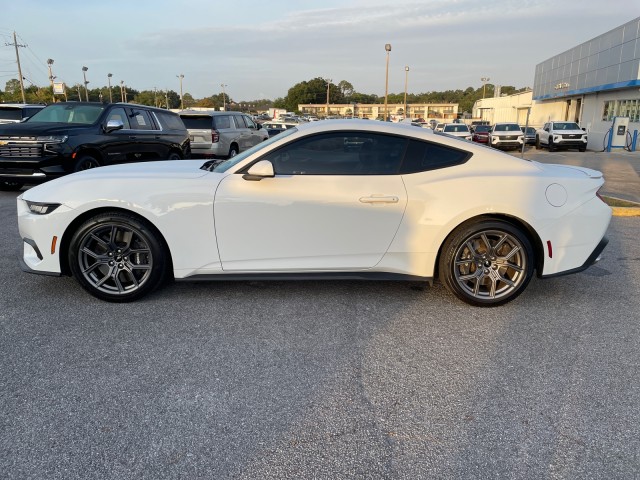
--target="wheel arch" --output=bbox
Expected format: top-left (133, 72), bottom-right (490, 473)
top-left (58, 206), bottom-right (174, 277)
top-left (70, 148), bottom-right (104, 171)
top-left (433, 213), bottom-right (544, 280)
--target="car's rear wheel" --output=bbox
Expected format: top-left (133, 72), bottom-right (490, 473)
top-left (167, 152), bottom-right (182, 160)
top-left (0, 180), bottom-right (24, 191)
top-left (535, 136), bottom-right (541, 149)
top-left (74, 155), bottom-right (101, 172)
top-left (228, 144), bottom-right (239, 158)
top-left (68, 212), bottom-right (168, 302)
top-left (439, 220), bottom-right (534, 307)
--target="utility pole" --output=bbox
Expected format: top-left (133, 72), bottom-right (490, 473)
top-left (5, 31), bottom-right (27, 103)
top-left (47, 59), bottom-right (56, 103)
top-left (325, 78), bottom-right (332, 117)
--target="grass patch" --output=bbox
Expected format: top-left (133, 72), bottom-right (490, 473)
top-left (601, 196), bottom-right (640, 208)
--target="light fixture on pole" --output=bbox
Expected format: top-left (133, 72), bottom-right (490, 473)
top-left (481, 77), bottom-right (490, 99)
top-left (177, 74), bottom-right (184, 109)
top-left (221, 83), bottom-right (227, 110)
top-left (107, 73), bottom-right (113, 103)
top-left (384, 44), bottom-right (392, 121)
top-left (81, 66), bottom-right (89, 102)
top-left (47, 59), bottom-right (56, 103)
top-left (403, 66), bottom-right (410, 120)
top-left (325, 78), bottom-right (332, 117)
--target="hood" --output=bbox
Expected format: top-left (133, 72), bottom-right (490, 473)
top-left (0, 122), bottom-right (91, 136)
top-left (21, 160), bottom-right (214, 202)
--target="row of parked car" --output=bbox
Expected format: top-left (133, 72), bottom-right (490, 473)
top-left (430, 121), bottom-right (588, 152)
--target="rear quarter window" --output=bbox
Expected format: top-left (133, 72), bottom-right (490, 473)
top-left (212, 116), bottom-right (232, 129)
top-left (400, 139), bottom-right (471, 174)
top-left (156, 111), bottom-right (186, 130)
top-left (180, 116), bottom-right (213, 129)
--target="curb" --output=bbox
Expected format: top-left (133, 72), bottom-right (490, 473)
top-left (612, 207), bottom-right (640, 217)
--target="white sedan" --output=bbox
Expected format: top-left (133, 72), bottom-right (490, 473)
top-left (16, 120), bottom-right (611, 306)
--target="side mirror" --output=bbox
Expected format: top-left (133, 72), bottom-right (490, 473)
top-left (243, 160), bottom-right (275, 181)
top-left (105, 119), bottom-right (124, 133)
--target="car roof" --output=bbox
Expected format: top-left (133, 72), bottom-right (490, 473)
top-left (179, 110), bottom-right (243, 117)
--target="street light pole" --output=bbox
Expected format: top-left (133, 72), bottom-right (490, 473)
top-left (384, 44), bottom-right (392, 121)
top-left (107, 73), bottom-right (113, 103)
top-left (82, 66), bottom-right (89, 102)
top-left (325, 78), bottom-right (332, 117)
top-left (403, 66), bottom-right (410, 120)
top-left (481, 77), bottom-right (490, 99)
top-left (221, 83), bottom-right (227, 110)
top-left (47, 59), bottom-right (56, 103)
top-left (177, 74), bottom-right (184, 109)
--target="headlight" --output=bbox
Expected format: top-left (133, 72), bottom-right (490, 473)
top-left (36, 135), bottom-right (68, 143)
top-left (25, 200), bottom-right (61, 215)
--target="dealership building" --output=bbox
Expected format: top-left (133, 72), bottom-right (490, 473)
top-left (474, 16), bottom-right (640, 151)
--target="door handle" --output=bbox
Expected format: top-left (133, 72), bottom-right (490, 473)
top-left (359, 195), bottom-right (399, 204)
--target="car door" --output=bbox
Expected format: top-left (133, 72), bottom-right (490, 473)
top-left (125, 107), bottom-right (168, 160)
top-left (231, 114), bottom-right (253, 152)
top-left (99, 106), bottom-right (141, 164)
top-left (214, 131), bottom-right (408, 271)
top-left (241, 114), bottom-right (266, 148)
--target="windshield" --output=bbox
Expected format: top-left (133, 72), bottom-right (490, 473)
top-left (211, 127), bottom-right (298, 173)
top-left (28, 104), bottom-right (105, 124)
top-left (494, 124), bottom-right (521, 132)
top-left (443, 124), bottom-right (469, 133)
top-left (474, 125), bottom-right (490, 133)
top-left (554, 122), bottom-right (581, 130)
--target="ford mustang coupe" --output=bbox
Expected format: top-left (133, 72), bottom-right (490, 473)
top-left (17, 120), bottom-right (611, 306)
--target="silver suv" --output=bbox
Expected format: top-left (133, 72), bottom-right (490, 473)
top-left (179, 110), bottom-right (268, 158)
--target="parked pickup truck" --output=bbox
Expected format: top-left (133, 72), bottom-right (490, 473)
top-left (535, 121), bottom-right (587, 152)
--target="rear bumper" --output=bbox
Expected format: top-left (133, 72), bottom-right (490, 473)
top-left (540, 236), bottom-right (608, 279)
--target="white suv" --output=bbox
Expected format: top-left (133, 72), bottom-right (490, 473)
top-left (179, 110), bottom-right (268, 158)
top-left (489, 123), bottom-right (524, 150)
top-left (535, 121), bottom-right (587, 152)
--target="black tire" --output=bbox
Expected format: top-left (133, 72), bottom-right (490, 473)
top-left (535, 136), bottom-right (541, 150)
top-left (547, 138), bottom-right (555, 152)
top-left (167, 152), bottom-right (182, 160)
top-left (68, 212), bottom-right (168, 302)
top-left (579, 147), bottom-right (586, 152)
top-left (74, 154), bottom-right (101, 172)
top-left (228, 144), bottom-right (239, 158)
top-left (438, 220), bottom-right (534, 307)
top-left (0, 180), bottom-right (24, 191)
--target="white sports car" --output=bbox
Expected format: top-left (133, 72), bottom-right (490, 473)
top-left (17, 120), bottom-right (611, 306)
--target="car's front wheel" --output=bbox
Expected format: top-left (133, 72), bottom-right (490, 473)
top-left (74, 155), bottom-right (101, 171)
top-left (167, 152), bottom-right (182, 160)
top-left (0, 180), bottom-right (24, 191)
top-left (535, 136), bottom-right (541, 150)
top-left (438, 220), bottom-right (534, 307)
top-left (68, 212), bottom-right (168, 302)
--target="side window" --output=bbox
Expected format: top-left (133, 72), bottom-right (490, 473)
top-left (129, 109), bottom-right (156, 130)
top-left (155, 111), bottom-right (185, 130)
top-left (232, 116), bottom-right (246, 129)
top-left (213, 116), bottom-right (231, 130)
top-left (242, 115), bottom-right (256, 129)
top-left (106, 107), bottom-right (131, 129)
top-left (262, 132), bottom-right (406, 175)
top-left (399, 140), bottom-right (470, 174)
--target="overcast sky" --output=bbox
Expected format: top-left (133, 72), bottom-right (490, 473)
top-left (1, 0), bottom-right (638, 102)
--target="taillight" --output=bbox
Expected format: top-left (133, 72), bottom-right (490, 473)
top-left (212, 130), bottom-right (219, 143)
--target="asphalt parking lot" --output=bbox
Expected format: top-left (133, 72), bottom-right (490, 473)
top-left (1, 150), bottom-right (639, 479)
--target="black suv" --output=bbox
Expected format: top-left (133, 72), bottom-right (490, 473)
top-left (0, 102), bottom-right (190, 191)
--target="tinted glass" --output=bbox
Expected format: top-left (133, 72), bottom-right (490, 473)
top-left (443, 124), bottom-right (469, 133)
top-left (555, 122), bottom-right (581, 130)
top-left (0, 108), bottom-right (22, 121)
top-left (28, 104), bottom-right (105, 124)
top-left (474, 125), bottom-right (491, 133)
top-left (155, 111), bottom-right (185, 130)
top-left (129, 109), bottom-right (156, 130)
top-left (106, 107), bottom-right (131, 129)
top-left (400, 139), bottom-right (470, 174)
top-left (264, 132), bottom-right (407, 175)
top-left (181, 116), bottom-right (213, 129)
top-left (213, 116), bottom-right (232, 129)
top-left (233, 116), bottom-right (247, 129)
top-left (494, 124), bottom-right (521, 132)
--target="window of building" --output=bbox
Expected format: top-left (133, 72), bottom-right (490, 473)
top-left (602, 99), bottom-right (640, 122)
